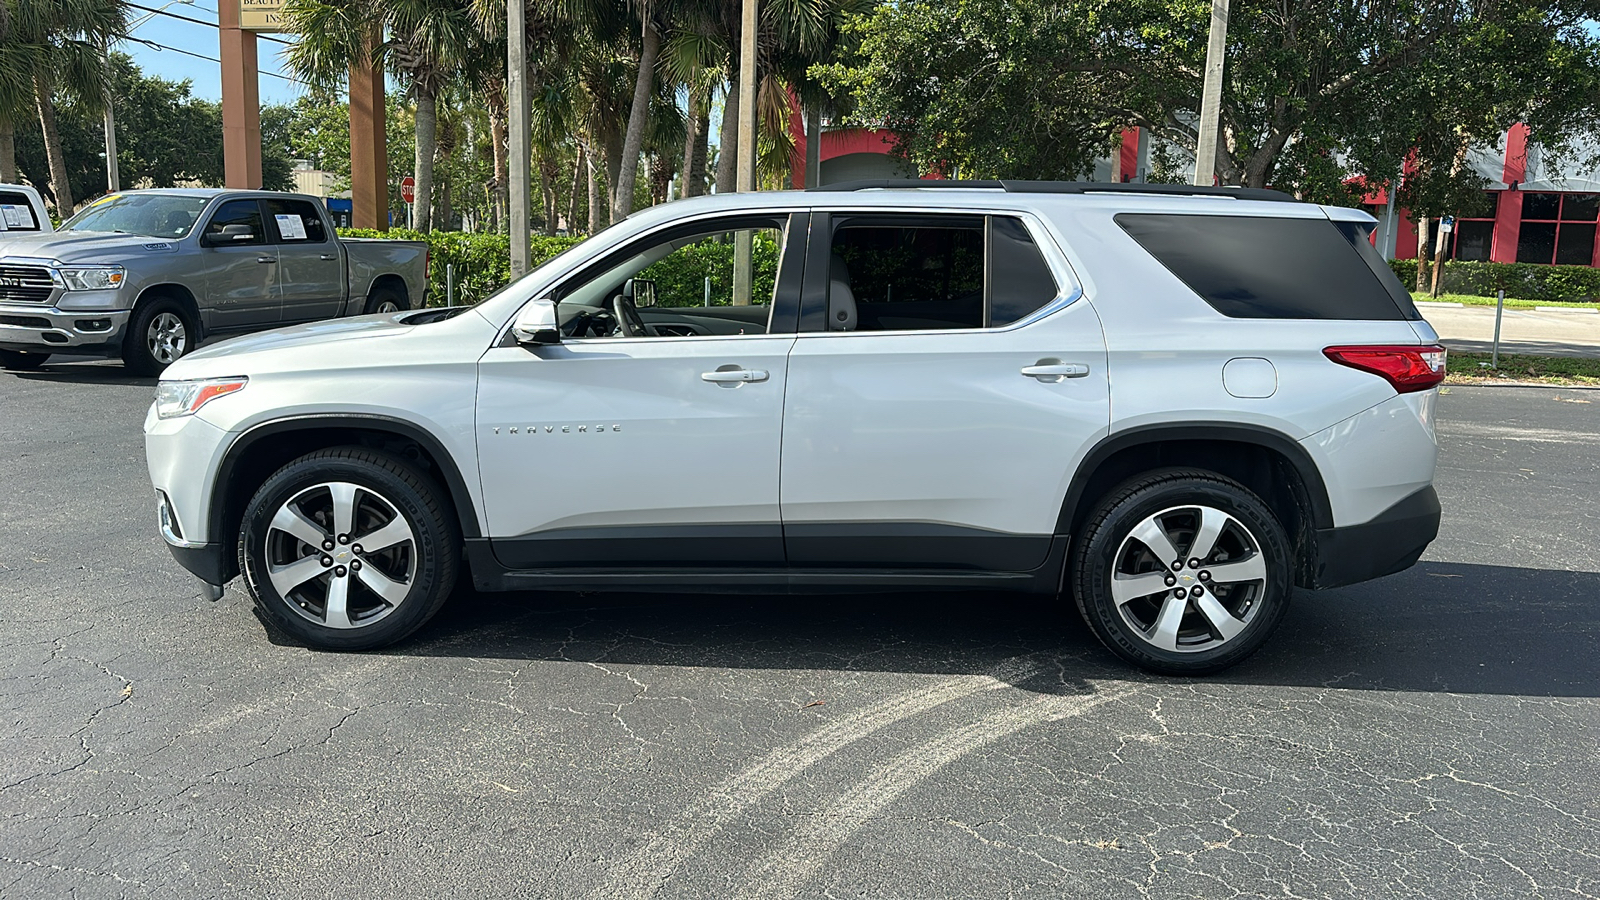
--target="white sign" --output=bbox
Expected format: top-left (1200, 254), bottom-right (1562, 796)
top-left (274, 214), bottom-right (308, 240)
top-left (240, 0), bottom-right (285, 31)
top-left (0, 205), bottom-right (29, 228)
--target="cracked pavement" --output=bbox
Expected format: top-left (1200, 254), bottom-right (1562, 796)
top-left (1, 363), bottom-right (1596, 898)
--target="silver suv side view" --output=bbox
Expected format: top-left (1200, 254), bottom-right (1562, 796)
top-left (144, 181), bottom-right (1444, 675)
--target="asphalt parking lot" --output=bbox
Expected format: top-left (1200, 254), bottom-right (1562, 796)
top-left (2, 363), bottom-right (1597, 899)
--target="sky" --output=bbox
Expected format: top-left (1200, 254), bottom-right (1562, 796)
top-left (120, 0), bottom-right (306, 105)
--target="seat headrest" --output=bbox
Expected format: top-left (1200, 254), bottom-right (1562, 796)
top-left (829, 253), bottom-right (857, 332)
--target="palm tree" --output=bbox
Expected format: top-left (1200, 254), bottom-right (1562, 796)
top-left (5, 0), bottom-right (128, 214)
top-left (284, 0), bottom-right (478, 231)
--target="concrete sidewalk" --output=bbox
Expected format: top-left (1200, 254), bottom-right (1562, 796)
top-left (1420, 303), bottom-right (1600, 357)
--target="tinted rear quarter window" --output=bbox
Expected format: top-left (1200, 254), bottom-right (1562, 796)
top-left (1115, 213), bottom-right (1418, 320)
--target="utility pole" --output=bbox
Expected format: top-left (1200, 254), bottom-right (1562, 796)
top-left (1191, 0), bottom-right (1229, 187)
top-left (508, 0), bottom-right (531, 277)
top-left (101, 39), bottom-right (119, 193)
top-left (732, 0), bottom-right (757, 305)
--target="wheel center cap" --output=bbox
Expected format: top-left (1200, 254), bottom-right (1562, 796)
top-left (335, 548), bottom-right (351, 562)
top-left (1178, 573), bottom-right (1195, 585)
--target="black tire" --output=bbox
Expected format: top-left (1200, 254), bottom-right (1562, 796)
top-left (1070, 468), bottom-right (1292, 676)
top-left (238, 447), bottom-right (459, 650)
top-left (364, 284), bottom-right (409, 315)
top-left (0, 350), bottom-right (50, 371)
top-left (122, 296), bottom-right (196, 376)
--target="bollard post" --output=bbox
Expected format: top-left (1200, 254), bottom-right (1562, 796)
top-left (704, 276), bottom-right (712, 306)
top-left (1491, 288), bottom-right (1505, 368)
top-left (447, 264), bottom-right (455, 306)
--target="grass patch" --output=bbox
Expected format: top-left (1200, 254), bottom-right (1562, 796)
top-left (1412, 291), bottom-right (1600, 312)
top-left (1446, 350), bottom-right (1600, 386)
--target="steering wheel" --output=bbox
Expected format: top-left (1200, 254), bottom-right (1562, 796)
top-left (612, 291), bottom-right (649, 338)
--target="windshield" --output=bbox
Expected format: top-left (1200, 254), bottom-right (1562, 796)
top-left (61, 194), bottom-right (210, 239)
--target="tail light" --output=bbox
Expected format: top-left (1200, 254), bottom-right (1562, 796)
top-left (1323, 344), bottom-right (1447, 393)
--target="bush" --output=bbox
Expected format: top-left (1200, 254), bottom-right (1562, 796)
top-left (638, 232), bottom-right (780, 307)
top-left (1386, 257), bottom-right (1600, 302)
top-left (339, 228), bottom-right (580, 306)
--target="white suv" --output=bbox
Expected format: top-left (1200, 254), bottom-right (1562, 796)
top-left (144, 182), bottom-right (1443, 675)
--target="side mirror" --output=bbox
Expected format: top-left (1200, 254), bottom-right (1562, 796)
top-left (512, 298), bottom-right (561, 345)
top-left (222, 224), bottom-right (255, 241)
top-left (624, 277), bottom-right (658, 308)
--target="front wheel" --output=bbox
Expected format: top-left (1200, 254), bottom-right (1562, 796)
top-left (1070, 469), bottom-right (1292, 676)
top-left (0, 350), bottom-right (50, 370)
top-left (123, 298), bottom-right (195, 375)
top-left (238, 447), bottom-right (459, 650)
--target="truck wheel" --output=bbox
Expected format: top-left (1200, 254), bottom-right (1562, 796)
top-left (1070, 468), bottom-right (1292, 676)
top-left (364, 285), bottom-right (409, 315)
top-left (123, 298), bottom-right (195, 376)
top-left (238, 447), bottom-right (459, 650)
top-left (0, 350), bottom-right (50, 371)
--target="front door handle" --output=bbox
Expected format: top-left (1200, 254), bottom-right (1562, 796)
top-left (257, 256), bottom-right (277, 264)
top-left (1021, 361), bottom-right (1091, 382)
top-left (701, 368), bottom-right (770, 384)
top-left (319, 254), bottom-right (339, 261)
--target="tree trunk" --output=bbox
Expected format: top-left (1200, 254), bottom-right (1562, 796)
top-left (680, 88), bottom-right (701, 198)
top-left (413, 81), bottom-right (438, 231)
top-left (34, 72), bottom-right (74, 215)
top-left (603, 126), bottom-right (623, 223)
top-left (0, 117), bottom-right (16, 183)
top-left (587, 152), bottom-right (603, 234)
top-left (567, 147), bottom-right (584, 233)
top-left (805, 102), bottom-right (821, 188)
top-left (489, 100), bottom-right (509, 234)
top-left (438, 178), bottom-right (452, 230)
top-left (715, 77), bottom-right (739, 194)
top-left (691, 101), bottom-right (709, 197)
top-left (539, 155), bottom-right (558, 236)
top-left (611, 20), bottom-right (660, 222)
top-left (1415, 216), bottom-right (1432, 292)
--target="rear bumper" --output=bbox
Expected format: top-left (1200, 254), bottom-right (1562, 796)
top-left (0, 303), bottom-right (128, 352)
top-left (1307, 485), bottom-right (1441, 590)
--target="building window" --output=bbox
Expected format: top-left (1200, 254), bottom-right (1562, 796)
top-left (1450, 191), bottom-right (1499, 262)
top-left (1517, 192), bottom-right (1598, 266)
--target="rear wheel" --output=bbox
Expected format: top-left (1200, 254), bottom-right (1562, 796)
top-left (364, 284), bottom-right (409, 315)
top-left (238, 447), bottom-right (459, 650)
top-left (0, 350), bottom-right (50, 370)
top-left (123, 297), bottom-right (195, 375)
top-left (1070, 469), bottom-right (1291, 675)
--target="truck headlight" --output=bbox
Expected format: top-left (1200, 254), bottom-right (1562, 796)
top-left (58, 265), bottom-right (126, 291)
top-left (155, 376), bottom-right (248, 419)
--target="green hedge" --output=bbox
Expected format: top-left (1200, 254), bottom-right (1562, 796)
top-left (339, 228), bottom-right (580, 306)
top-left (338, 228), bottom-right (783, 309)
top-left (1387, 258), bottom-right (1600, 302)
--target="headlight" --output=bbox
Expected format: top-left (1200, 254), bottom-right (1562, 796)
top-left (155, 376), bottom-right (248, 419)
top-left (57, 265), bottom-right (126, 291)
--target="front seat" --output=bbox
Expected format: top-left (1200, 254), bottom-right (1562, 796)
top-left (829, 253), bottom-right (857, 331)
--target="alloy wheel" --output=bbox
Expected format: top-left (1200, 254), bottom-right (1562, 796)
top-left (264, 481), bottom-right (418, 629)
top-left (1110, 504), bottom-right (1267, 653)
top-left (147, 311), bottom-right (188, 365)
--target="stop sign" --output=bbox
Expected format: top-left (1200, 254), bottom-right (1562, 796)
top-left (400, 176), bottom-right (415, 203)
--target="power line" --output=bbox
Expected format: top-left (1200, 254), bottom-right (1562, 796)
top-left (124, 1), bottom-right (296, 46)
top-left (123, 35), bottom-right (303, 83)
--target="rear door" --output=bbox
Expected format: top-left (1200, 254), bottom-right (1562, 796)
top-left (196, 198), bottom-right (280, 330)
top-left (779, 210), bottom-right (1111, 572)
top-left (265, 198), bottom-right (344, 322)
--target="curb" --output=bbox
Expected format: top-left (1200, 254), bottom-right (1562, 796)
top-left (1416, 301), bottom-right (1464, 308)
top-left (1534, 306), bottom-right (1600, 314)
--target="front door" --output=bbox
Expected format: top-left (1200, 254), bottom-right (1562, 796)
top-left (265, 198), bottom-right (344, 322)
top-left (196, 198), bottom-right (280, 331)
top-left (476, 212), bottom-right (808, 569)
top-left (779, 210), bottom-right (1112, 571)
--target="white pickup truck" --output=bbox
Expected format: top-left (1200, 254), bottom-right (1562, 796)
top-left (0, 188), bottom-right (427, 374)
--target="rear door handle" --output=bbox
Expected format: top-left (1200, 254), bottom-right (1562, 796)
top-left (257, 256), bottom-right (277, 264)
top-left (1021, 361), bottom-right (1090, 381)
top-left (319, 253), bottom-right (339, 261)
top-left (701, 368), bottom-right (769, 384)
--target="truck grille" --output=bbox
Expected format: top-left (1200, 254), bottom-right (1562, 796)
top-left (0, 265), bottom-right (55, 303)
top-left (0, 314), bottom-right (53, 328)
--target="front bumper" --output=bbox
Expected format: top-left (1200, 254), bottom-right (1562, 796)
top-left (0, 303), bottom-right (129, 352)
top-left (148, 409), bottom-right (235, 585)
top-left (1307, 485), bottom-right (1441, 590)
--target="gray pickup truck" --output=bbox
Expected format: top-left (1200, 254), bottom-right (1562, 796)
top-left (0, 188), bottom-right (428, 374)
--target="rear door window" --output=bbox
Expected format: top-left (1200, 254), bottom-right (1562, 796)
top-left (1115, 213), bottom-right (1419, 320)
top-left (263, 198), bottom-right (329, 243)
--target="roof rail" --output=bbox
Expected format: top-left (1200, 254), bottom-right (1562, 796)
top-left (809, 179), bottom-right (1297, 203)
